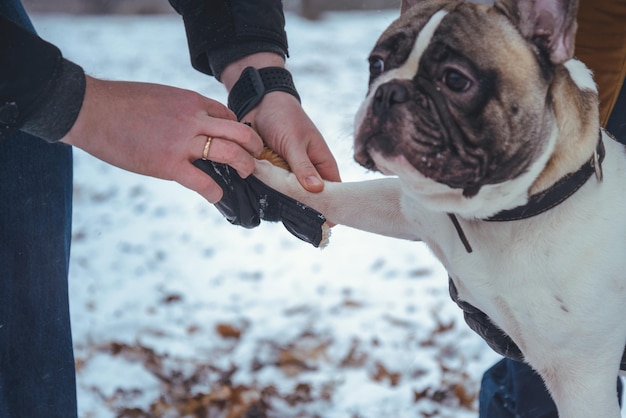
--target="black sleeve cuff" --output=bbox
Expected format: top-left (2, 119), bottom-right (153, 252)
top-left (0, 15), bottom-right (86, 142)
top-left (168, 0), bottom-right (288, 80)
top-left (207, 43), bottom-right (286, 81)
top-left (20, 59), bottom-right (86, 142)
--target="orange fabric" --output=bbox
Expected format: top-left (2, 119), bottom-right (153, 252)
top-left (575, 0), bottom-right (626, 125)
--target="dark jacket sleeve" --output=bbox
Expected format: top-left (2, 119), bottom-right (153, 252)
top-left (168, 0), bottom-right (288, 80)
top-left (0, 15), bottom-right (86, 142)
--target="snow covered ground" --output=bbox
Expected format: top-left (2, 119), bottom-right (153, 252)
top-left (29, 9), bottom-right (612, 418)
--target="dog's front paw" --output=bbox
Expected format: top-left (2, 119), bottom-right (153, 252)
top-left (252, 159), bottom-right (331, 248)
top-left (253, 159), bottom-right (312, 204)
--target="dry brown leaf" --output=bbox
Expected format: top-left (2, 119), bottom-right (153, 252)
top-left (371, 362), bottom-right (401, 387)
top-left (339, 339), bottom-right (368, 368)
top-left (216, 323), bottom-right (243, 339)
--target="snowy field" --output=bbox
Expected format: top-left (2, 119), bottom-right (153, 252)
top-left (29, 9), bottom-right (612, 418)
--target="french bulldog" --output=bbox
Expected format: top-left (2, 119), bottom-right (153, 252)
top-left (253, 0), bottom-right (626, 416)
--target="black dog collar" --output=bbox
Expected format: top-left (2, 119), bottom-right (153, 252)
top-left (487, 133), bottom-right (605, 222)
top-left (449, 131), bottom-right (606, 253)
top-left (227, 66), bottom-right (300, 120)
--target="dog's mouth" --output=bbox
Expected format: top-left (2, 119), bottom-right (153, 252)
top-left (353, 80), bottom-right (443, 173)
top-left (354, 67), bottom-right (551, 199)
top-left (354, 133), bottom-right (380, 171)
top-left (354, 79), bottom-right (494, 197)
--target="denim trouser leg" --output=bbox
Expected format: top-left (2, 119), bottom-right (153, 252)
top-left (479, 359), bottom-right (623, 418)
top-left (0, 131), bottom-right (77, 418)
top-left (479, 358), bottom-right (559, 418)
top-left (479, 358), bottom-right (623, 418)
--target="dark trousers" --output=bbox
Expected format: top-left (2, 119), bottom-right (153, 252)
top-left (0, 1), bottom-right (78, 417)
top-left (607, 79), bottom-right (626, 143)
top-left (0, 134), bottom-right (76, 418)
top-left (480, 359), bottom-right (624, 418)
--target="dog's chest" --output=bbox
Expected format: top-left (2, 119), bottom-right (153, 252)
top-left (405, 154), bottom-right (626, 354)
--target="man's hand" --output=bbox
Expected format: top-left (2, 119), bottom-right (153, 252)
top-left (61, 76), bottom-right (264, 203)
top-left (242, 91), bottom-right (341, 191)
top-left (221, 53), bottom-right (341, 192)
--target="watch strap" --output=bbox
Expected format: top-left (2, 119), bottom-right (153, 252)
top-left (227, 66), bottom-right (300, 120)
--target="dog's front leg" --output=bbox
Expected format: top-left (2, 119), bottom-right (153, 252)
top-left (537, 364), bottom-right (622, 418)
top-left (526, 333), bottom-right (624, 418)
top-left (254, 160), bottom-right (421, 241)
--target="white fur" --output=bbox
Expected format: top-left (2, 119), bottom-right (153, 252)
top-left (355, 10), bottom-right (448, 136)
top-left (254, 5), bottom-right (626, 416)
top-left (354, 7), bottom-right (563, 219)
top-left (364, 119), bottom-right (560, 218)
top-left (255, 131), bottom-right (626, 418)
top-left (565, 58), bottom-right (599, 93)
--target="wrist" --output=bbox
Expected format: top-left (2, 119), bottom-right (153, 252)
top-left (227, 66), bottom-right (300, 121)
top-left (21, 59), bottom-right (86, 143)
top-left (221, 52), bottom-right (285, 91)
top-left (61, 75), bottom-right (96, 147)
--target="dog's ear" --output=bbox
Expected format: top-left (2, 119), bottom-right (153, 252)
top-left (496, 0), bottom-right (578, 64)
top-left (400, 0), bottom-right (420, 14)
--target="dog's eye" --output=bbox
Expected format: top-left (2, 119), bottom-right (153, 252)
top-left (443, 69), bottom-right (471, 92)
top-left (369, 56), bottom-right (385, 77)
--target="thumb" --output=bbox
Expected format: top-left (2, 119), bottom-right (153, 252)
top-left (290, 159), bottom-right (325, 193)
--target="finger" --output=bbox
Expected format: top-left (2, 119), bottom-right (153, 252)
top-left (284, 149), bottom-right (326, 193)
top-left (308, 147), bottom-right (342, 183)
top-left (175, 162), bottom-right (224, 203)
top-left (283, 141), bottom-right (342, 192)
top-left (193, 135), bottom-right (256, 178)
top-left (315, 159), bottom-right (341, 183)
top-left (202, 117), bottom-right (264, 157)
top-left (203, 98), bottom-right (237, 121)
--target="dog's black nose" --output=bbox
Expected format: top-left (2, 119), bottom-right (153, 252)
top-left (372, 82), bottom-right (409, 115)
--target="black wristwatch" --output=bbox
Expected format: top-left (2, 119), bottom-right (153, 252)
top-left (227, 66), bottom-right (300, 120)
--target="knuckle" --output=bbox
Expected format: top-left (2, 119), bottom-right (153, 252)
top-left (293, 160), bottom-right (315, 173)
top-left (242, 124), bottom-right (263, 146)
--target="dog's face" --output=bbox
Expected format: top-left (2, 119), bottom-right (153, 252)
top-left (354, 0), bottom-right (579, 200)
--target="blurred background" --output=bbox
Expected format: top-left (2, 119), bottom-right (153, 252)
top-left (13, 1), bottom-right (501, 417)
top-left (21, 0), bottom-right (403, 19)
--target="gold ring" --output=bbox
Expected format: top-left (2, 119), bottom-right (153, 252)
top-left (202, 136), bottom-right (213, 160)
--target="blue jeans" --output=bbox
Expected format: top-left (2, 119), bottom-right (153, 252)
top-left (0, 2), bottom-right (77, 417)
top-left (480, 359), bottom-right (559, 418)
top-left (480, 358), bottom-right (624, 418)
top-left (0, 133), bottom-right (76, 418)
